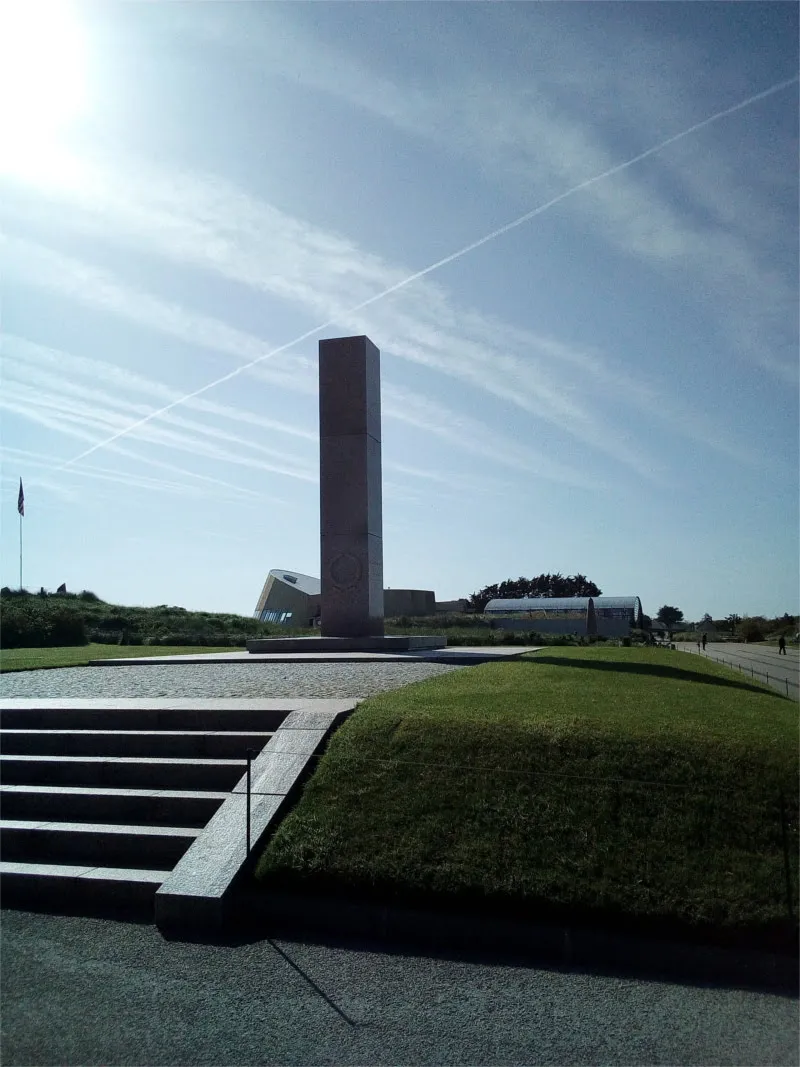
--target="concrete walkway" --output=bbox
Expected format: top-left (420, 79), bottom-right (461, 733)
top-left (90, 646), bottom-right (544, 666)
top-left (676, 643), bottom-right (799, 698)
top-left (2, 910), bottom-right (797, 1067)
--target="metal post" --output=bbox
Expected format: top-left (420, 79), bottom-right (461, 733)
top-left (246, 750), bottom-right (252, 854)
top-left (786, 678), bottom-right (790, 698)
top-left (779, 791), bottom-right (794, 922)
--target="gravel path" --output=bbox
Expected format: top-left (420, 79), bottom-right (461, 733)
top-left (2, 911), bottom-right (796, 1067)
top-left (0, 662), bottom-right (462, 700)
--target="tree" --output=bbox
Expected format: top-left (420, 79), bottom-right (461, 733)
top-left (467, 573), bottom-right (602, 613)
top-left (656, 605), bottom-right (684, 629)
top-left (725, 613), bottom-right (741, 634)
top-left (739, 617), bottom-right (765, 642)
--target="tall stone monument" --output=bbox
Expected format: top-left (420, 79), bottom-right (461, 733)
top-left (246, 334), bottom-right (443, 653)
top-left (319, 335), bottom-right (384, 637)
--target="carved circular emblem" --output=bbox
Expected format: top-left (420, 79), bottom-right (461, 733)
top-left (329, 552), bottom-right (362, 588)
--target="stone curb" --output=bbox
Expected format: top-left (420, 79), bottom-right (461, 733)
top-left (230, 888), bottom-right (799, 994)
top-left (154, 704), bottom-right (356, 931)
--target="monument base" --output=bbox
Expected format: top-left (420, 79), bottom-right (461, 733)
top-left (246, 635), bottom-right (447, 654)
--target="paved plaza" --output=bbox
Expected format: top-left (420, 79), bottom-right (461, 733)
top-left (0, 661), bottom-right (463, 701)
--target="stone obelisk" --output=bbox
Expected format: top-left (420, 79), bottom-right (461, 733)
top-left (319, 335), bottom-right (384, 637)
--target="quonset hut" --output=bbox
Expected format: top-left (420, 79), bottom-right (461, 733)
top-left (484, 596), bottom-right (643, 637)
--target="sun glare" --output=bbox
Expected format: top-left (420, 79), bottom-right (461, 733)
top-left (0, 1), bottom-right (88, 176)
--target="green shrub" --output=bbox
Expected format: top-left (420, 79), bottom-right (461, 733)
top-left (740, 618), bottom-right (766, 643)
top-left (0, 601), bottom-right (87, 647)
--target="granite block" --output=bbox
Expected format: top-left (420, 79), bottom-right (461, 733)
top-left (321, 533), bottom-right (384, 637)
top-left (319, 432), bottom-right (382, 537)
top-left (318, 336), bottom-right (381, 440)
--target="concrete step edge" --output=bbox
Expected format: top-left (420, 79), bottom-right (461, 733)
top-left (0, 755), bottom-right (247, 767)
top-left (0, 819), bottom-right (201, 837)
top-left (0, 730), bottom-right (275, 737)
top-left (0, 860), bottom-right (169, 883)
top-left (0, 785), bottom-right (230, 799)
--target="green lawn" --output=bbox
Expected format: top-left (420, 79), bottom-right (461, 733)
top-left (0, 644), bottom-right (244, 672)
top-left (256, 647), bottom-right (798, 947)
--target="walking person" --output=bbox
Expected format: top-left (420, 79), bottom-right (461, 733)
top-left (778, 635), bottom-right (787, 655)
top-left (701, 633), bottom-right (707, 651)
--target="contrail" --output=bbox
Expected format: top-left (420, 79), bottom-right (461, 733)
top-left (59, 74), bottom-right (798, 469)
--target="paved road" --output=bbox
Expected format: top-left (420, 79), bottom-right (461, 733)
top-left (1, 911), bottom-right (797, 1066)
top-left (676, 643), bottom-right (799, 698)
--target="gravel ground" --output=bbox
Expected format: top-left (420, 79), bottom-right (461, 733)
top-left (0, 662), bottom-right (462, 700)
top-left (2, 911), bottom-right (797, 1067)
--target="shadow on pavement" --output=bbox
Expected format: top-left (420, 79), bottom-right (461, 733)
top-left (160, 915), bottom-right (799, 998)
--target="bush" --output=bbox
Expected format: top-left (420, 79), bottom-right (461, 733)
top-left (740, 618), bottom-right (766, 643)
top-left (0, 601), bottom-right (87, 648)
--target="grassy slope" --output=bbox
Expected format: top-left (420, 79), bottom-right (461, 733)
top-left (256, 647), bottom-right (798, 943)
top-left (0, 644), bottom-right (244, 672)
top-left (0, 590), bottom-right (313, 643)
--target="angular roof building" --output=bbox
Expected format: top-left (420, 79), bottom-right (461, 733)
top-left (253, 569), bottom-right (445, 626)
top-left (253, 570), bottom-right (321, 625)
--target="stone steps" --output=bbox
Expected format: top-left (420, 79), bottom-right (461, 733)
top-left (0, 699), bottom-right (292, 732)
top-left (0, 699), bottom-right (296, 917)
top-left (0, 729), bottom-right (274, 758)
top-left (0, 755), bottom-right (247, 791)
top-left (0, 784), bottom-right (229, 827)
top-left (0, 820), bottom-right (200, 868)
top-left (0, 861), bottom-right (169, 913)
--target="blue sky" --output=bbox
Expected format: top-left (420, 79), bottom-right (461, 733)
top-left (1, 1), bottom-right (797, 621)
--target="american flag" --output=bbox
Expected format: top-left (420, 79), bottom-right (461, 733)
top-left (17, 479), bottom-right (24, 517)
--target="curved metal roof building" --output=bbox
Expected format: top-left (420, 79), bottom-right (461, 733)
top-left (484, 595), bottom-right (643, 636)
top-left (484, 597), bottom-right (594, 614)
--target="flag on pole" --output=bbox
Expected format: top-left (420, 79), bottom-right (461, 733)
top-left (17, 479), bottom-right (24, 517)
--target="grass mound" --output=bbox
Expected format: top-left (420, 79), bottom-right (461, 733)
top-left (256, 647), bottom-right (798, 948)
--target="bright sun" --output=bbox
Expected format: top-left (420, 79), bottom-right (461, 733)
top-left (0, 1), bottom-right (88, 176)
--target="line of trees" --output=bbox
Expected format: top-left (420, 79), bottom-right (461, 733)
top-left (467, 574), bottom-right (602, 613)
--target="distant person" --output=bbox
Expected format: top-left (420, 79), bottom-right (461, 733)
top-left (778, 635), bottom-right (787, 655)
top-left (701, 633), bottom-right (707, 651)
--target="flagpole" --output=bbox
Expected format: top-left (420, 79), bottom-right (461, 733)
top-left (18, 477), bottom-right (24, 590)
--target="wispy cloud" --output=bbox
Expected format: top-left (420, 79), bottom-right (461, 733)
top-left (3, 337), bottom-right (317, 480)
top-left (2, 169), bottom-right (669, 476)
top-left (219, 7), bottom-right (797, 382)
top-left (4, 49), bottom-right (782, 481)
top-left (2, 246), bottom-right (606, 488)
top-left (1, 446), bottom-right (240, 503)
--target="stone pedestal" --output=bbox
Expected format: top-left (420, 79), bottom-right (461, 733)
top-left (319, 336), bottom-right (384, 637)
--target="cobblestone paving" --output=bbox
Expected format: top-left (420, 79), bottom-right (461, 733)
top-left (0, 661), bottom-right (462, 700)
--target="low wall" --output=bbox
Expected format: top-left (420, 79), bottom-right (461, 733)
top-left (384, 589), bottom-right (436, 617)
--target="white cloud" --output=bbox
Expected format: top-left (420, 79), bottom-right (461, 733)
top-left (205, 6), bottom-right (796, 384)
top-left (2, 170), bottom-right (668, 474)
top-left (2, 246), bottom-right (607, 488)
